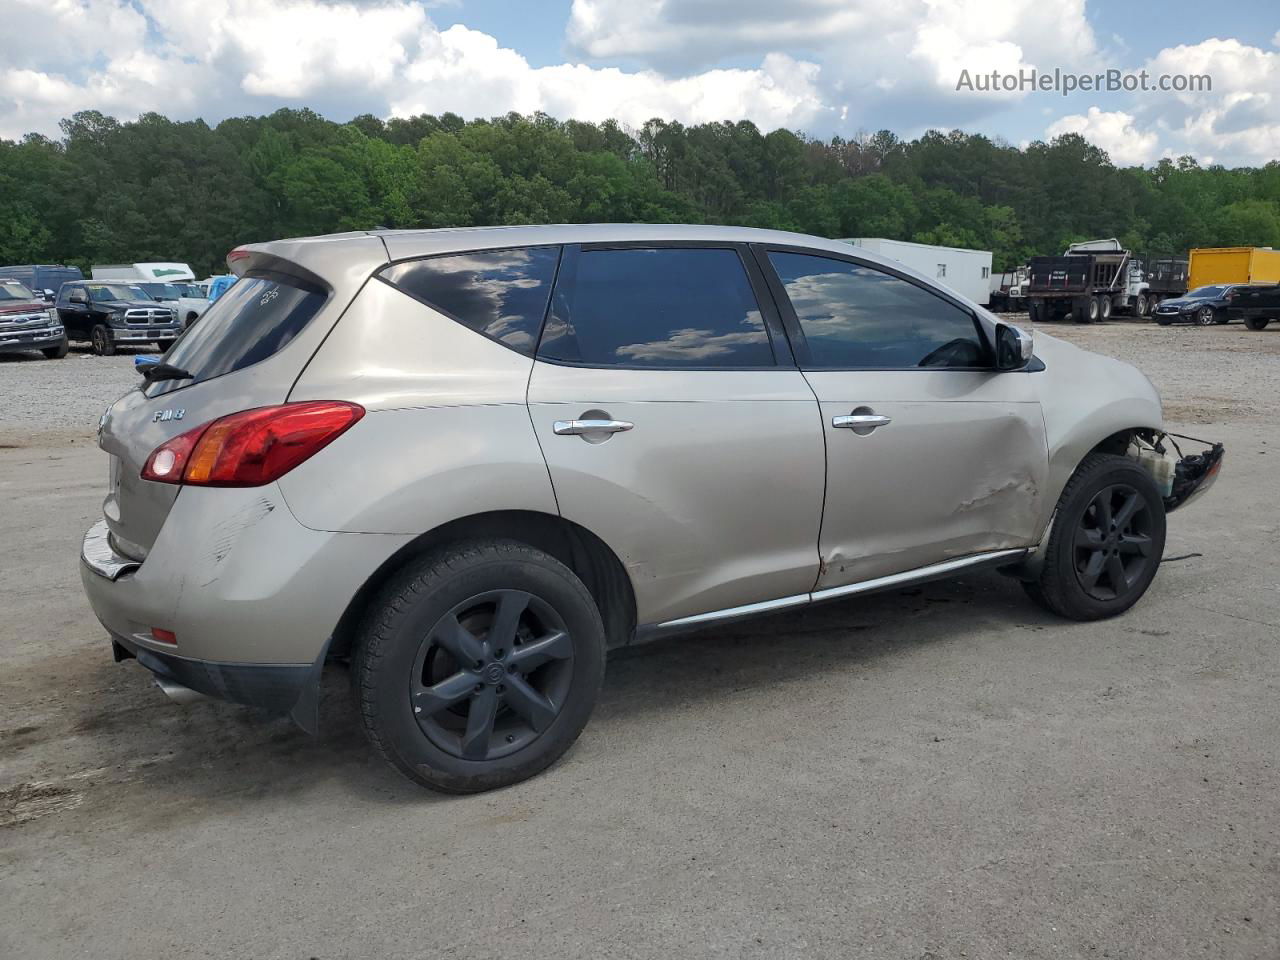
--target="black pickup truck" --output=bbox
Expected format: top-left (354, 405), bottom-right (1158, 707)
top-left (1227, 285), bottom-right (1280, 330)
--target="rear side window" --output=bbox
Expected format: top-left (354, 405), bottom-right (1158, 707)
top-left (380, 246), bottom-right (561, 355)
top-left (538, 247), bottom-right (774, 368)
top-left (151, 271), bottom-right (327, 394)
top-left (769, 252), bottom-right (987, 369)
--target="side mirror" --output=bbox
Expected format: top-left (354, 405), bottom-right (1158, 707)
top-left (995, 323), bottom-right (1033, 370)
top-left (42, 288), bottom-right (55, 301)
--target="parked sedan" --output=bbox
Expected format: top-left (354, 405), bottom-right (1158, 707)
top-left (80, 225), bottom-right (1224, 793)
top-left (1152, 284), bottom-right (1241, 326)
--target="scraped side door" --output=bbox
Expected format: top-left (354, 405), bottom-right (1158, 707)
top-left (758, 246), bottom-right (1048, 590)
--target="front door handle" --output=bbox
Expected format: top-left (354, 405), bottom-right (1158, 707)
top-left (832, 414), bottom-right (892, 430)
top-left (553, 419), bottom-right (634, 436)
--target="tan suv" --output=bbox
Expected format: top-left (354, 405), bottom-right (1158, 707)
top-left (80, 225), bottom-right (1223, 792)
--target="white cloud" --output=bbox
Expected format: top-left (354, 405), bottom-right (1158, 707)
top-left (1046, 107), bottom-right (1160, 166)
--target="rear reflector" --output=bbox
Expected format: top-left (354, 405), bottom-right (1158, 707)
top-left (151, 628), bottom-right (177, 645)
top-left (141, 401), bottom-right (364, 487)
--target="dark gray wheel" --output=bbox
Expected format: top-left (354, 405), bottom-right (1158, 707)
top-left (1023, 453), bottom-right (1166, 620)
top-left (1196, 305), bottom-right (1216, 325)
top-left (90, 324), bottom-right (115, 356)
top-left (355, 540), bottom-right (606, 793)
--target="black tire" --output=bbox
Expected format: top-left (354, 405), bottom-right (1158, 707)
top-left (90, 324), bottom-right (115, 356)
top-left (1022, 453), bottom-right (1166, 621)
top-left (354, 539), bottom-right (606, 793)
top-left (154, 340), bottom-right (170, 352)
top-left (1195, 305), bottom-right (1217, 326)
top-left (41, 339), bottom-right (69, 359)
top-left (1243, 315), bottom-right (1271, 331)
top-left (1135, 293), bottom-right (1148, 317)
top-left (1099, 295), bottom-right (1112, 321)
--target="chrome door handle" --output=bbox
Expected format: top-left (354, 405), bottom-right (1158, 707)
top-left (553, 419), bottom-right (634, 436)
top-left (832, 414), bottom-right (892, 430)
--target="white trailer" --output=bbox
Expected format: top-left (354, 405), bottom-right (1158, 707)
top-left (840, 238), bottom-right (994, 306)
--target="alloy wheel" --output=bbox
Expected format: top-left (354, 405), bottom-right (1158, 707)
top-left (1197, 306), bottom-right (1215, 325)
top-left (410, 590), bottom-right (574, 761)
top-left (1072, 483), bottom-right (1156, 601)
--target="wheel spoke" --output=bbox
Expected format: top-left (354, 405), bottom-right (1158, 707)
top-left (434, 615), bottom-right (485, 665)
top-left (1079, 550), bottom-right (1106, 590)
top-left (1118, 533), bottom-right (1153, 557)
top-left (1093, 490), bottom-right (1113, 530)
top-left (502, 674), bottom-right (558, 733)
top-left (1106, 554), bottom-right (1129, 593)
top-left (487, 591), bottom-right (530, 649)
top-left (1113, 491), bottom-right (1142, 529)
top-left (460, 686), bottom-right (499, 760)
top-left (508, 630), bottom-right (573, 673)
top-left (1075, 526), bottom-right (1104, 548)
top-left (413, 670), bottom-right (476, 717)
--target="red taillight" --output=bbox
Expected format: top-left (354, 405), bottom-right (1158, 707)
top-left (151, 628), bottom-right (177, 645)
top-left (140, 402), bottom-right (364, 487)
top-left (227, 248), bottom-right (250, 262)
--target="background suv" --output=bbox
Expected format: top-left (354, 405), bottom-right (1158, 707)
top-left (80, 225), bottom-right (1222, 793)
top-left (56, 281), bottom-right (182, 354)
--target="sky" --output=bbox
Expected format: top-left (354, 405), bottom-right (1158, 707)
top-left (1, 0), bottom-right (1277, 167)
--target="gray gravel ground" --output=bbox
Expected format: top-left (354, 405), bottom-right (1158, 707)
top-left (0, 321), bottom-right (1277, 959)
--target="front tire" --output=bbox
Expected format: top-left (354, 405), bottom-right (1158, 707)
top-left (354, 540), bottom-right (606, 793)
top-left (90, 324), bottom-right (115, 356)
top-left (1023, 453), bottom-right (1166, 621)
top-left (42, 339), bottom-right (69, 359)
top-left (1196, 306), bottom-right (1217, 326)
top-left (1135, 293), bottom-right (1148, 317)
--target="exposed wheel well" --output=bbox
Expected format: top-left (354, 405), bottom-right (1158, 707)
top-left (328, 510), bottom-right (637, 659)
top-left (1085, 426), bottom-right (1159, 461)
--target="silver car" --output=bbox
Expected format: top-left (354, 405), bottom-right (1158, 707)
top-left (81, 225), bottom-right (1223, 792)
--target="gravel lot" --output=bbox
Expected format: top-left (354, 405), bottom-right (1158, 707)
top-left (1, 322), bottom-right (1277, 959)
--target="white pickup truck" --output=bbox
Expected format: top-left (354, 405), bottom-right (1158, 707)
top-left (91, 263), bottom-right (208, 327)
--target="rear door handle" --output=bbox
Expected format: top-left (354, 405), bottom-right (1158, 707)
top-left (553, 419), bottom-right (634, 436)
top-left (832, 414), bottom-right (892, 430)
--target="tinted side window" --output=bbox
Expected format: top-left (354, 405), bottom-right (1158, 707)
top-left (380, 246), bottom-right (560, 355)
top-left (538, 248), bottom-right (774, 368)
top-left (769, 252), bottom-right (988, 369)
top-left (149, 271), bottom-right (327, 396)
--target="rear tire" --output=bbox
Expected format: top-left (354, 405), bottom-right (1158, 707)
top-left (90, 324), bottom-right (115, 356)
top-left (1022, 453), bottom-right (1166, 621)
top-left (1098, 295), bottom-right (1112, 321)
top-left (1244, 315), bottom-right (1271, 331)
top-left (354, 540), bottom-right (607, 793)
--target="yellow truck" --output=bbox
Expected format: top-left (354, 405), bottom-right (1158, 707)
top-left (1188, 247), bottom-right (1280, 290)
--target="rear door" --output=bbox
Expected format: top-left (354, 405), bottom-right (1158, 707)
top-left (758, 246), bottom-right (1048, 590)
top-left (96, 239), bottom-right (385, 559)
top-left (528, 243), bottom-right (825, 627)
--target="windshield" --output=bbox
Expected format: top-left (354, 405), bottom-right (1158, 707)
top-left (0, 281), bottom-right (36, 301)
top-left (178, 283), bottom-right (208, 298)
top-left (87, 284), bottom-right (151, 302)
top-left (138, 283), bottom-right (183, 301)
top-left (1187, 285), bottom-right (1226, 298)
top-left (150, 271), bottom-right (328, 395)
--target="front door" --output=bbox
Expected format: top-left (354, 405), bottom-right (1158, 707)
top-left (759, 247), bottom-right (1048, 590)
top-left (528, 244), bottom-right (826, 627)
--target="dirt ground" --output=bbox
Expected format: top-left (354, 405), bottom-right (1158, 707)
top-left (1, 326), bottom-right (1277, 959)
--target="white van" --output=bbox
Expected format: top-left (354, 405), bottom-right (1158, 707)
top-left (91, 263), bottom-right (208, 326)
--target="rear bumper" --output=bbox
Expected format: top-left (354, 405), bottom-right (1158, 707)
top-left (109, 630), bottom-right (320, 725)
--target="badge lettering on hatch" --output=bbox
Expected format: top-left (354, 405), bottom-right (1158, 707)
top-left (153, 409), bottom-right (185, 423)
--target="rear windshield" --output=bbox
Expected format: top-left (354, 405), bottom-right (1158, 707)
top-left (149, 271), bottom-right (327, 396)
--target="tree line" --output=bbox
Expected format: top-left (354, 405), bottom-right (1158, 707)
top-left (3, 108), bottom-right (1279, 276)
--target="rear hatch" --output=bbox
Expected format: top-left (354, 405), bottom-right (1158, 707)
top-left (97, 237), bottom-right (387, 559)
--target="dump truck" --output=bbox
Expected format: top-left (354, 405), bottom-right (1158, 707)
top-left (988, 265), bottom-right (1029, 312)
top-left (1027, 239), bottom-right (1187, 323)
top-left (1188, 247), bottom-right (1280, 290)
